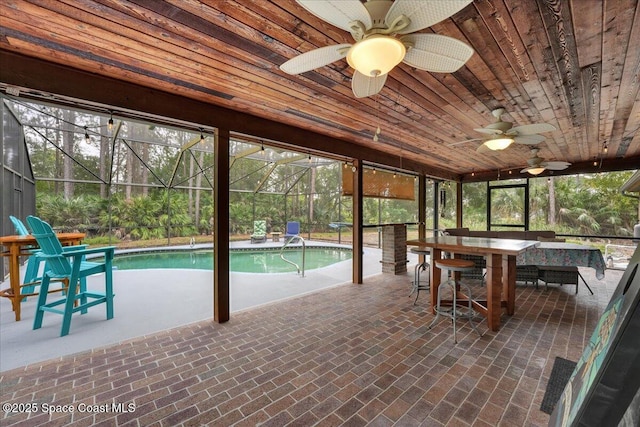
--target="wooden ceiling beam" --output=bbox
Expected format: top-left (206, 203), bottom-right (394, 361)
top-left (0, 49), bottom-right (459, 181)
top-left (461, 155), bottom-right (640, 183)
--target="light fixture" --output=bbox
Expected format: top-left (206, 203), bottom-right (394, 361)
top-left (308, 154), bottom-right (312, 163)
top-left (372, 168), bottom-right (376, 174)
top-left (199, 129), bottom-right (205, 143)
top-left (483, 137), bottom-right (514, 151)
top-left (527, 167), bottom-right (545, 175)
top-left (373, 126), bottom-right (381, 142)
top-left (260, 142), bottom-right (265, 156)
top-left (84, 126), bottom-right (90, 143)
top-left (603, 143), bottom-right (608, 153)
top-left (108, 112), bottom-right (114, 132)
top-left (346, 35), bottom-right (406, 77)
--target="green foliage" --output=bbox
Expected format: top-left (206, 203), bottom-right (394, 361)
top-left (36, 194), bottom-right (103, 231)
top-left (463, 171), bottom-right (638, 236)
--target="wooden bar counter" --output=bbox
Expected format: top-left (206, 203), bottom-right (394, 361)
top-left (407, 235), bottom-right (539, 331)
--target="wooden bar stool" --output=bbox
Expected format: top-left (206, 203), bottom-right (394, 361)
top-left (409, 247), bottom-right (430, 304)
top-left (428, 258), bottom-right (483, 343)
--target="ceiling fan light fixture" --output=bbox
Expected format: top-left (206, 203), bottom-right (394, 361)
top-left (483, 137), bottom-right (514, 151)
top-left (347, 35), bottom-right (406, 77)
top-left (527, 167), bottom-right (545, 175)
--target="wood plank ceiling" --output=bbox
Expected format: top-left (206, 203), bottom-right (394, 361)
top-left (1, 0), bottom-right (639, 182)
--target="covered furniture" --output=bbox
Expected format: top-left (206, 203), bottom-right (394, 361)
top-left (517, 241), bottom-right (606, 280)
top-left (250, 220), bottom-right (267, 244)
top-left (537, 265), bottom-right (590, 294)
top-left (457, 253), bottom-right (486, 283)
top-left (443, 227), bottom-right (559, 241)
top-left (444, 229), bottom-right (605, 291)
top-left (26, 215), bottom-right (115, 336)
top-left (515, 265), bottom-right (539, 287)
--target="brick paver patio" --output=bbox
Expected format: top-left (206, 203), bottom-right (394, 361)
top-left (1, 267), bottom-right (618, 426)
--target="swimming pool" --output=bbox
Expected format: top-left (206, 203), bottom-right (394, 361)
top-left (108, 247), bottom-right (352, 273)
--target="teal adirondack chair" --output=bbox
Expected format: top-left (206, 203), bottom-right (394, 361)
top-left (9, 215), bottom-right (43, 297)
top-left (250, 220), bottom-right (267, 244)
top-left (26, 215), bottom-right (116, 337)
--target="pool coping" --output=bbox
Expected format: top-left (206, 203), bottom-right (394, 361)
top-left (87, 240), bottom-right (355, 257)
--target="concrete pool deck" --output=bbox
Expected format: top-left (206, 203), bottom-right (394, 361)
top-left (0, 242), bottom-right (406, 371)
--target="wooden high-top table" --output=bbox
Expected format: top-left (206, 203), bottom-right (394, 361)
top-left (0, 232), bottom-right (85, 321)
top-left (407, 236), bottom-right (539, 331)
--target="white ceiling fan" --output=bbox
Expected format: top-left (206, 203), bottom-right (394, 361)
top-left (280, 0), bottom-right (474, 98)
top-left (472, 108), bottom-right (557, 151)
top-left (521, 148), bottom-right (571, 175)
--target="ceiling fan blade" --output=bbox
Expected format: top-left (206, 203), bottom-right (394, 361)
top-left (543, 161), bottom-right (571, 170)
top-left (352, 71), bottom-right (387, 98)
top-left (280, 44), bottom-right (351, 75)
top-left (401, 34), bottom-right (473, 72)
top-left (473, 127), bottom-right (503, 135)
top-left (385, 0), bottom-right (473, 34)
top-left (513, 134), bottom-right (545, 145)
top-left (296, 0), bottom-right (371, 33)
top-left (508, 123), bottom-right (556, 135)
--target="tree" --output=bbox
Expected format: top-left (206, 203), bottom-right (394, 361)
top-left (62, 109), bottom-right (75, 200)
top-left (548, 176), bottom-right (556, 225)
top-left (99, 116), bottom-right (111, 198)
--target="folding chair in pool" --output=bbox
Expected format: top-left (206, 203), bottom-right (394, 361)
top-left (26, 215), bottom-right (116, 336)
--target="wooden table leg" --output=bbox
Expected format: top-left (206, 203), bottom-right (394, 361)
top-left (503, 255), bottom-right (516, 315)
top-left (8, 243), bottom-right (22, 321)
top-left (485, 253), bottom-right (503, 331)
top-left (429, 248), bottom-right (442, 314)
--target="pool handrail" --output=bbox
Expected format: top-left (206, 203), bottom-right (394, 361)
top-left (280, 235), bottom-right (305, 277)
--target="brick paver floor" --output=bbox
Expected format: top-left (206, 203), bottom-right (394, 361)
top-left (0, 267), bottom-right (619, 426)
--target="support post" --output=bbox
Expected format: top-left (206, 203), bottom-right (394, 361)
top-left (456, 181), bottom-right (463, 228)
top-left (418, 174), bottom-right (426, 264)
top-left (352, 159), bottom-right (363, 284)
top-left (214, 129), bottom-right (230, 323)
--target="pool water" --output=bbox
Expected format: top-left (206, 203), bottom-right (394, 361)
top-left (109, 248), bottom-right (352, 273)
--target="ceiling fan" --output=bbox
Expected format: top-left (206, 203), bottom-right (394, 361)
top-left (280, 0), bottom-right (474, 98)
top-left (521, 148), bottom-right (571, 175)
top-left (472, 108), bottom-right (557, 151)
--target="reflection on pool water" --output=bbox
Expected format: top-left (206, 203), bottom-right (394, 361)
top-left (109, 248), bottom-right (352, 273)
